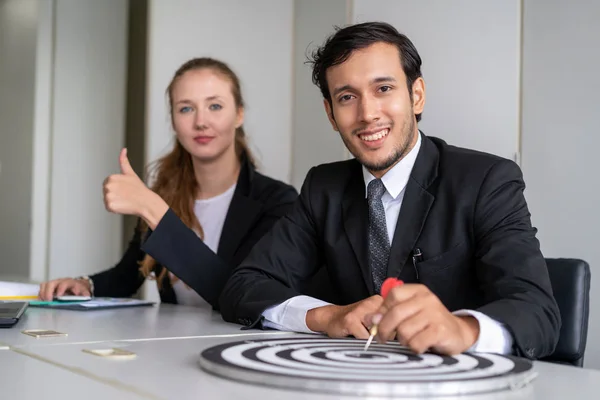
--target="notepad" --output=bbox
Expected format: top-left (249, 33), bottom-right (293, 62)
top-left (29, 297), bottom-right (154, 311)
top-left (0, 281), bottom-right (40, 300)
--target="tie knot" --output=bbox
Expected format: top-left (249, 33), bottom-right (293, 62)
top-left (367, 179), bottom-right (386, 200)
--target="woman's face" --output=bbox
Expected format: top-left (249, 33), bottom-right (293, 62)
top-left (170, 68), bottom-right (243, 164)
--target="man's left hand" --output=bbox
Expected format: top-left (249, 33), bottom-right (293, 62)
top-left (365, 284), bottom-right (480, 355)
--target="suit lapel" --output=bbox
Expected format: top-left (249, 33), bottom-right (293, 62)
top-left (387, 133), bottom-right (439, 278)
top-left (342, 161), bottom-right (374, 294)
top-left (217, 158), bottom-right (262, 264)
top-left (387, 181), bottom-right (434, 278)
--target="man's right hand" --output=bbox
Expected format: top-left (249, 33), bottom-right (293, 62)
top-left (38, 278), bottom-right (92, 301)
top-left (305, 295), bottom-right (383, 339)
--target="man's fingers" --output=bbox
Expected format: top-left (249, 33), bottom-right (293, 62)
top-left (393, 310), bottom-right (430, 346)
top-left (368, 284), bottom-right (422, 327)
top-left (366, 294), bottom-right (384, 307)
top-left (406, 325), bottom-right (442, 355)
top-left (382, 284), bottom-right (422, 308)
top-left (362, 312), bottom-right (381, 328)
top-left (376, 296), bottom-right (424, 342)
top-left (347, 319), bottom-right (370, 340)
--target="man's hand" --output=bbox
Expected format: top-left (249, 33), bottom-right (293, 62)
top-left (306, 295), bottom-right (383, 339)
top-left (367, 284), bottom-right (480, 355)
top-left (103, 148), bottom-right (168, 229)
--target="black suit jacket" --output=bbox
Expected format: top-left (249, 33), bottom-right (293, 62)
top-left (90, 158), bottom-right (298, 309)
top-left (219, 133), bottom-right (561, 359)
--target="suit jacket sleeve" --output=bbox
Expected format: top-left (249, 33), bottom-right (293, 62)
top-left (219, 168), bottom-right (324, 326)
top-left (90, 227), bottom-right (146, 297)
top-left (473, 159), bottom-right (561, 359)
top-left (141, 184), bottom-right (298, 309)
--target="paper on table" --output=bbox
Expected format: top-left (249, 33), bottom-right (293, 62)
top-left (76, 298), bottom-right (152, 308)
top-left (0, 281), bottom-right (39, 297)
top-left (29, 297), bottom-right (153, 308)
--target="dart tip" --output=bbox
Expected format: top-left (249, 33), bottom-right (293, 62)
top-left (363, 325), bottom-right (378, 351)
top-left (363, 335), bottom-right (374, 351)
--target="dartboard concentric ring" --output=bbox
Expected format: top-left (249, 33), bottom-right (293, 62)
top-left (198, 337), bottom-right (537, 397)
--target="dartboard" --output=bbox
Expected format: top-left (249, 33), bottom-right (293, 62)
top-left (198, 337), bottom-right (537, 397)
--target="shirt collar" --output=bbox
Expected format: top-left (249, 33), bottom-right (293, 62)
top-left (362, 132), bottom-right (422, 199)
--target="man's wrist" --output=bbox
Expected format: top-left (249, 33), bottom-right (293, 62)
top-left (456, 315), bottom-right (480, 351)
top-left (306, 305), bottom-right (337, 332)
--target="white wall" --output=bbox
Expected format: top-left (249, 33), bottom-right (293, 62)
top-left (352, 0), bottom-right (521, 160)
top-left (46, 0), bottom-right (128, 279)
top-left (291, 0), bottom-right (350, 190)
top-left (521, 0), bottom-right (600, 369)
top-left (146, 0), bottom-right (294, 184)
top-left (0, 0), bottom-right (38, 279)
top-left (29, 0), bottom-right (54, 283)
top-left (290, 0), bottom-right (522, 182)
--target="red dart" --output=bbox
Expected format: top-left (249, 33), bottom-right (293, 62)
top-left (364, 278), bottom-right (404, 351)
top-left (381, 277), bottom-right (404, 299)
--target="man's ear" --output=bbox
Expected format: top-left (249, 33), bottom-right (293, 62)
top-left (411, 77), bottom-right (426, 116)
top-left (323, 99), bottom-right (338, 131)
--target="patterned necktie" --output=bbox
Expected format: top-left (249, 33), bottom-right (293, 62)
top-left (367, 178), bottom-right (390, 293)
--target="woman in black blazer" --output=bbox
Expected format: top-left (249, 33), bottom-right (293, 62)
top-left (38, 57), bottom-right (297, 308)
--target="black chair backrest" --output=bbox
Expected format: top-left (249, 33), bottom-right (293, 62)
top-left (541, 258), bottom-right (591, 367)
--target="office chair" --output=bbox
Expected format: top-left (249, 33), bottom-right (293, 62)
top-left (541, 258), bottom-right (591, 367)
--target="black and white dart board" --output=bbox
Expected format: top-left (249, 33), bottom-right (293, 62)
top-left (198, 337), bottom-right (537, 397)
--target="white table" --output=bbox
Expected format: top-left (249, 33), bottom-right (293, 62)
top-left (2, 304), bottom-right (599, 399)
top-left (0, 303), bottom-right (283, 347)
top-left (0, 349), bottom-right (145, 399)
top-left (9, 334), bottom-right (600, 400)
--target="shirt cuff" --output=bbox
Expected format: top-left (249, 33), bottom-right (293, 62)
top-left (262, 295), bottom-right (331, 334)
top-left (453, 309), bottom-right (514, 354)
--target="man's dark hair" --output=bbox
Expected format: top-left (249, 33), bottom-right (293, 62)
top-left (308, 21), bottom-right (423, 122)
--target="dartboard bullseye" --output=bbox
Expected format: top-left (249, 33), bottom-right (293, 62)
top-left (198, 337), bottom-right (537, 397)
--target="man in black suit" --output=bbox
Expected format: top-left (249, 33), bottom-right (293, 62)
top-left (219, 22), bottom-right (560, 359)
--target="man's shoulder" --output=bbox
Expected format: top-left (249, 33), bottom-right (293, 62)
top-left (311, 158), bottom-right (360, 173)
top-left (430, 136), bottom-right (506, 164)
top-left (305, 159), bottom-right (361, 188)
top-left (250, 170), bottom-right (299, 205)
top-left (428, 136), bottom-right (520, 179)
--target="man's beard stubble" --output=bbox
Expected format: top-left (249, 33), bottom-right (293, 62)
top-left (342, 116), bottom-right (417, 172)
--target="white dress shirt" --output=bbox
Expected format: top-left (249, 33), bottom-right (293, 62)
top-left (262, 133), bottom-right (513, 354)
